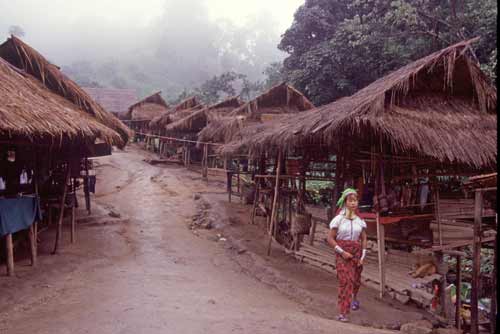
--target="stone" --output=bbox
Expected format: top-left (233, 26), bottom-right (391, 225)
top-left (395, 294), bottom-right (411, 304)
top-left (193, 193), bottom-right (201, 200)
top-left (386, 322), bottom-right (401, 330)
top-left (400, 320), bottom-right (433, 334)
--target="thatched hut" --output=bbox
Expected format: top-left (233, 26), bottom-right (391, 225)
top-left (216, 39), bottom-right (497, 323)
top-left (198, 83), bottom-right (314, 145)
top-left (126, 91), bottom-right (169, 121)
top-left (149, 96), bottom-right (203, 133)
top-left (0, 36), bottom-right (132, 274)
top-left (0, 36), bottom-right (131, 147)
top-left (165, 97), bottom-right (243, 136)
top-left (123, 91), bottom-right (169, 138)
top-left (223, 38), bottom-right (496, 169)
top-left (84, 87), bottom-right (137, 119)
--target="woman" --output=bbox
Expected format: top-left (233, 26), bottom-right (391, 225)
top-left (327, 188), bottom-right (368, 322)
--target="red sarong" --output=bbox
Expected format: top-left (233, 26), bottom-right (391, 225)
top-left (335, 240), bottom-right (363, 315)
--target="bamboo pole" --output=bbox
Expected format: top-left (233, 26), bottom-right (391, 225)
top-left (52, 164), bottom-right (70, 255)
top-left (470, 189), bottom-right (482, 334)
top-left (267, 150), bottom-right (282, 256)
top-left (5, 234), bottom-right (14, 276)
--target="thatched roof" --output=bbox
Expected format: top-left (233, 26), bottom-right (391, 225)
top-left (149, 96), bottom-right (203, 130)
top-left (84, 87), bottom-right (137, 119)
top-left (164, 97), bottom-right (242, 133)
top-left (126, 91), bottom-right (169, 121)
top-left (0, 36), bottom-right (131, 146)
top-left (0, 36), bottom-right (131, 147)
top-left (198, 83), bottom-right (314, 143)
top-left (220, 38), bottom-right (497, 168)
top-left (0, 57), bottom-right (123, 146)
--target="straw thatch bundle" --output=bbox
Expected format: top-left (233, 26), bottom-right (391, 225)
top-left (126, 91), bottom-right (168, 121)
top-left (0, 36), bottom-right (131, 146)
top-left (197, 83), bottom-right (314, 143)
top-left (0, 57), bottom-right (123, 146)
top-left (149, 96), bottom-right (203, 130)
top-left (221, 38), bottom-right (497, 168)
top-left (165, 97), bottom-right (242, 133)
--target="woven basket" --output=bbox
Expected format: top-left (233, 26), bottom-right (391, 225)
top-left (291, 212), bottom-right (312, 235)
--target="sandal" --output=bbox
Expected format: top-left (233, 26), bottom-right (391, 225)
top-left (351, 300), bottom-right (360, 311)
top-left (336, 314), bottom-right (349, 322)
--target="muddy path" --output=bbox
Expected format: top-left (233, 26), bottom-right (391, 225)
top-left (0, 145), bottom-right (397, 334)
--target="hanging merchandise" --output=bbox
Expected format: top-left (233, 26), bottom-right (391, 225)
top-left (378, 160), bottom-right (389, 213)
top-left (0, 177), bottom-right (5, 190)
top-left (7, 150), bottom-right (15, 162)
top-left (419, 183), bottom-right (430, 211)
top-left (19, 169), bottom-right (28, 185)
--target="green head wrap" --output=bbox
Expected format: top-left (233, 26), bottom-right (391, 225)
top-left (336, 188), bottom-right (358, 208)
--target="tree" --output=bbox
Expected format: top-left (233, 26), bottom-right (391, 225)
top-left (262, 62), bottom-right (285, 89)
top-left (8, 25), bottom-right (25, 37)
top-left (279, 0), bottom-right (497, 105)
top-left (195, 71), bottom-right (246, 105)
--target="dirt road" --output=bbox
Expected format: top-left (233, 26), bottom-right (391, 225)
top-left (0, 146), bottom-right (396, 334)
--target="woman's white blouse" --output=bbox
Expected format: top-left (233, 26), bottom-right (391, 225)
top-left (329, 213), bottom-right (367, 241)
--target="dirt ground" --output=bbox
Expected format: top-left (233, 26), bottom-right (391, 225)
top-left (0, 144), bottom-right (426, 333)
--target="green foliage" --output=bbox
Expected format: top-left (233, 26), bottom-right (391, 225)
top-left (280, 0), bottom-right (498, 105)
top-left (195, 71), bottom-right (244, 105)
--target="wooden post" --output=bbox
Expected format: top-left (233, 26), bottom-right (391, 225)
top-left (84, 157), bottom-right (91, 215)
top-left (455, 252), bottom-right (462, 331)
top-left (267, 150), bottom-right (282, 256)
top-left (237, 160), bottom-right (241, 201)
top-left (471, 190), bottom-right (482, 334)
top-left (228, 171), bottom-right (232, 203)
top-left (491, 219), bottom-right (497, 334)
top-left (376, 213), bottom-right (386, 298)
top-left (29, 224), bottom-right (37, 266)
top-left (52, 164), bottom-right (71, 255)
top-left (34, 152), bottom-right (39, 252)
top-left (5, 234), bottom-right (14, 276)
top-left (375, 151), bottom-right (385, 298)
top-left (251, 182), bottom-right (260, 224)
top-left (309, 218), bottom-right (317, 245)
top-left (71, 184), bottom-right (76, 244)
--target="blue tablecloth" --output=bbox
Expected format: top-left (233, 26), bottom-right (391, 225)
top-left (0, 196), bottom-right (42, 237)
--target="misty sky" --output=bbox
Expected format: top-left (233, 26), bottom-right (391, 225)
top-left (0, 0), bottom-right (303, 65)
